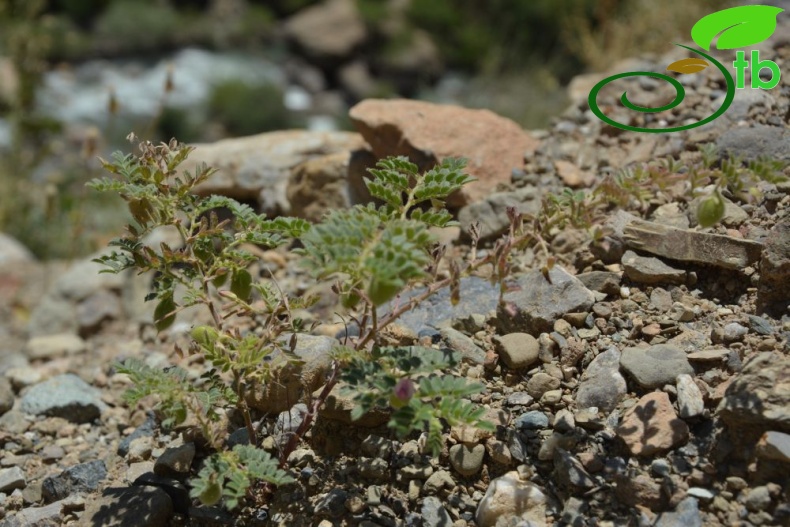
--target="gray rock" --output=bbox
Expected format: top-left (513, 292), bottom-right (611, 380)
top-left (118, 414), bottom-right (156, 457)
top-left (505, 392), bottom-right (534, 406)
top-left (744, 486), bottom-right (772, 512)
top-left (493, 333), bottom-right (539, 370)
top-left (620, 344), bottom-right (694, 389)
top-left (718, 352), bottom-right (790, 433)
top-left (314, 488), bottom-right (348, 519)
top-left (422, 496), bottom-right (453, 527)
top-left (42, 460), bottom-right (107, 503)
top-left (283, 0), bottom-right (367, 62)
top-left (380, 276), bottom-right (499, 335)
top-left (746, 315), bottom-right (774, 336)
top-left (575, 347), bottom-right (627, 413)
top-left (716, 124), bottom-right (790, 162)
top-left (458, 187), bottom-right (542, 242)
top-left (440, 327), bottom-right (486, 365)
top-left (526, 373), bottom-right (561, 399)
top-left (423, 470), bottom-right (455, 494)
top-left (153, 443), bottom-right (195, 479)
top-left (0, 377), bottom-right (13, 416)
top-left (81, 486), bottom-right (174, 527)
top-left (26, 294), bottom-right (78, 338)
top-left (576, 271), bottom-right (622, 295)
top-left (553, 448), bottom-right (595, 489)
top-left (449, 443), bottom-right (485, 477)
top-left (25, 333), bottom-right (86, 361)
top-left (2, 499), bottom-right (77, 527)
top-left (0, 467), bottom-right (26, 493)
top-left (360, 435), bottom-right (392, 459)
top-left (498, 266), bottom-right (595, 335)
top-left (757, 219), bottom-right (790, 315)
top-left (622, 250), bottom-right (686, 285)
top-left (20, 373), bottom-right (106, 423)
top-left (76, 290), bottom-right (122, 333)
top-left (553, 409), bottom-right (576, 432)
top-left (358, 458), bottom-right (389, 480)
top-left (654, 497), bottom-right (702, 527)
top-left (676, 374), bottom-right (704, 419)
top-left (515, 411), bottom-right (549, 430)
top-left (756, 431), bottom-right (790, 462)
top-left (476, 471), bottom-right (547, 527)
top-left (0, 233), bottom-right (34, 265)
top-left (132, 472), bottom-right (190, 514)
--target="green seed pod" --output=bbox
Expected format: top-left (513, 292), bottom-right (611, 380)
top-left (190, 325), bottom-right (219, 348)
top-left (697, 191), bottom-right (725, 228)
top-left (198, 481), bottom-right (223, 506)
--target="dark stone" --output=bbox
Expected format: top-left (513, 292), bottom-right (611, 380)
top-left (42, 460), bottom-right (107, 503)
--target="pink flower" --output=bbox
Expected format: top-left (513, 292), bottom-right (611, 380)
top-left (393, 378), bottom-right (416, 402)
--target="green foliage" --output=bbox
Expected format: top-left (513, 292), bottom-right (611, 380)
top-left (91, 138), bottom-right (489, 511)
top-left (340, 345), bottom-right (491, 456)
top-left (190, 445), bottom-right (295, 510)
top-left (208, 80), bottom-right (295, 136)
top-left (300, 156), bottom-right (474, 307)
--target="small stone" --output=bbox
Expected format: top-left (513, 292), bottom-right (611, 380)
top-left (360, 435), bottom-right (392, 459)
top-left (616, 391), bottom-right (689, 457)
top-left (676, 374), bottom-right (704, 419)
top-left (493, 333), bottom-right (539, 370)
top-left (0, 467), bottom-right (26, 493)
top-left (687, 487), bottom-right (714, 501)
top-left (654, 496), bottom-right (702, 527)
top-left (81, 486), bottom-right (174, 527)
top-left (0, 377), bottom-right (13, 416)
top-left (315, 488), bottom-right (349, 519)
top-left (475, 471), bottom-right (547, 527)
top-left (553, 409), bottom-right (576, 432)
top-left (756, 431), bottom-right (790, 462)
top-left (622, 250), bottom-right (686, 285)
top-left (422, 496), bottom-right (453, 527)
top-left (19, 373), bottom-right (106, 423)
top-left (485, 439), bottom-right (512, 466)
top-left (651, 459), bottom-right (671, 477)
top-left (515, 411), bottom-right (549, 430)
top-left (25, 333), bottom-right (86, 360)
top-left (154, 443), bottom-right (195, 479)
top-left (687, 348), bottom-right (730, 363)
top-left (575, 347), bottom-right (627, 413)
top-left (359, 458), bottom-right (389, 480)
top-left (440, 327), bottom-right (487, 365)
top-left (42, 460), bottom-right (107, 503)
top-left (423, 470), bottom-right (455, 494)
top-left (504, 392), bottom-right (534, 406)
top-left (126, 436), bottom-right (154, 462)
top-left (744, 486), bottom-right (772, 512)
top-left (449, 444), bottom-right (485, 477)
top-left (540, 389), bottom-right (562, 405)
top-left (526, 373), bottom-right (560, 399)
top-left (553, 448), bottom-right (595, 489)
top-left (620, 344), bottom-right (694, 389)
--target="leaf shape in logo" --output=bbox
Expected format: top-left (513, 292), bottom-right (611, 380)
top-left (691, 5), bottom-right (784, 51)
top-left (667, 57), bottom-right (710, 74)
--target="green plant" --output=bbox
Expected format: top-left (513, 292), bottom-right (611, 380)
top-left (90, 138), bottom-right (498, 512)
top-left (208, 80), bottom-right (294, 136)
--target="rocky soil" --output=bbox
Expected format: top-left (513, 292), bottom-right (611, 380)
top-left (1, 16), bottom-right (790, 527)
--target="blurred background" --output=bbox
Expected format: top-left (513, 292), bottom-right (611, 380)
top-left (0, 0), bottom-right (724, 260)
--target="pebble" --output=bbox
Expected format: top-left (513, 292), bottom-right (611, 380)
top-left (525, 373), bottom-right (560, 399)
top-left (493, 333), bottom-right (539, 370)
top-left (553, 409), bottom-right (575, 432)
top-left (423, 470), bottom-right (455, 494)
top-left (620, 344), bottom-right (694, 389)
top-left (25, 333), bottom-right (87, 360)
top-left (575, 347), bottom-right (627, 413)
top-left (676, 374), bottom-right (705, 419)
top-left (422, 496), bottom-right (453, 527)
top-left (81, 486), bottom-right (173, 527)
top-left (153, 443), bottom-right (195, 479)
top-left (756, 431), bottom-right (790, 462)
top-left (687, 487), bottom-right (715, 501)
top-left (744, 486), bottom-right (772, 512)
top-left (19, 373), bottom-right (107, 423)
top-left (616, 392), bottom-right (689, 456)
top-left (0, 377), bottom-right (13, 416)
top-left (515, 411), bottom-right (549, 430)
top-left (654, 496), bottom-right (702, 527)
top-left (0, 467), bottom-right (26, 493)
top-left (553, 448), bottom-right (595, 489)
top-left (504, 392), bottom-right (534, 406)
top-left (42, 460), bottom-right (107, 503)
top-left (440, 327), bottom-right (487, 365)
top-left (475, 471), bottom-right (547, 527)
top-left (622, 250), bottom-right (686, 285)
top-left (449, 444), bottom-right (485, 477)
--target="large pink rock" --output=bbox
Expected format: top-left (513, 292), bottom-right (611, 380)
top-left (616, 391), bottom-right (689, 457)
top-left (349, 99), bottom-right (540, 207)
